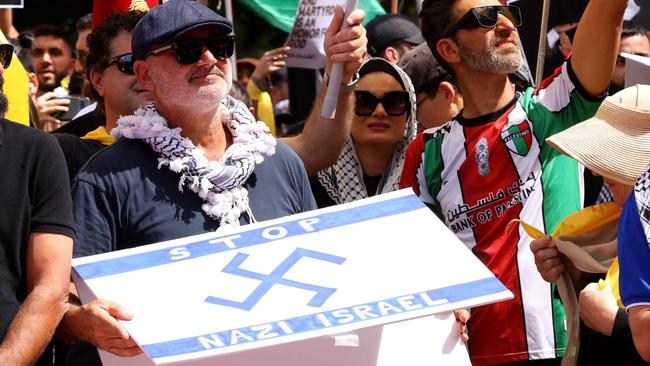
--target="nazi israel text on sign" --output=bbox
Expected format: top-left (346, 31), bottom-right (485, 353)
top-left (72, 190), bottom-right (512, 365)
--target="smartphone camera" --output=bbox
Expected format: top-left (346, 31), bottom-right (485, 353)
top-left (53, 96), bottom-right (91, 123)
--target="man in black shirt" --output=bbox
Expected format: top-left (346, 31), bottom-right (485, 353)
top-left (0, 44), bottom-right (75, 365)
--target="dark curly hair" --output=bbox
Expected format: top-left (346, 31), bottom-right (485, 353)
top-left (86, 11), bottom-right (146, 103)
top-left (419, 0), bottom-right (459, 76)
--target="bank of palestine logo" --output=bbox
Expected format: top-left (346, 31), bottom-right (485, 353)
top-left (501, 121), bottom-right (532, 156)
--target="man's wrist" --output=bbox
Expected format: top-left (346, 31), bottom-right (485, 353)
top-left (57, 304), bottom-right (85, 344)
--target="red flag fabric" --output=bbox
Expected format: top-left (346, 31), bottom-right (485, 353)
top-left (92, 0), bottom-right (160, 29)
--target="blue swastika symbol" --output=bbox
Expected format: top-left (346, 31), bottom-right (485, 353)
top-left (205, 248), bottom-right (346, 310)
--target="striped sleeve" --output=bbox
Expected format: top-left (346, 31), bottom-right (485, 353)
top-left (399, 133), bottom-right (425, 196)
top-left (522, 59), bottom-right (604, 140)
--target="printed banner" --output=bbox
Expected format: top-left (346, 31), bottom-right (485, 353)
top-left (0, 0), bottom-right (22, 8)
top-left (284, 0), bottom-right (342, 69)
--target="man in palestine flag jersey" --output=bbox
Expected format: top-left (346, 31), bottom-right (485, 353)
top-left (404, 0), bottom-right (628, 364)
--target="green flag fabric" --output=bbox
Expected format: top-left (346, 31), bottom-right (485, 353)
top-left (238, 0), bottom-right (386, 33)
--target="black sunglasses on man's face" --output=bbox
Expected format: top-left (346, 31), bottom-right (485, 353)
top-left (0, 44), bottom-right (13, 69)
top-left (446, 5), bottom-right (522, 37)
top-left (145, 35), bottom-right (235, 65)
top-left (105, 53), bottom-right (135, 75)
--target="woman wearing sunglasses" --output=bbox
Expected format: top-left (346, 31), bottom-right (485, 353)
top-left (311, 57), bottom-right (416, 208)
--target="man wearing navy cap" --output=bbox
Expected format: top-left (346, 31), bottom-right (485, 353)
top-left (58, 0), bottom-right (367, 362)
top-left (366, 14), bottom-right (425, 63)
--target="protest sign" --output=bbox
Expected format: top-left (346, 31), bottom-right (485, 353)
top-left (622, 52), bottom-right (650, 87)
top-left (284, 0), bottom-right (341, 69)
top-left (72, 189), bottom-right (511, 365)
top-left (0, 0), bottom-right (22, 8)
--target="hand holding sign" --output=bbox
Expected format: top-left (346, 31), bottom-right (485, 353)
top-left (321, 3), bottom-right (366, 118)
top-left (62, 298), bottom-right (142, 357)
top-left (323, 4), bottom-right (366, 85)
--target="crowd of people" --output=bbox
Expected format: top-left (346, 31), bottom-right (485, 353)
top-left (1, 0), bottom-right (650, 365)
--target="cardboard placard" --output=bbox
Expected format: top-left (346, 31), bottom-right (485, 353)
top-left (72, 190), bottom-right (511, 365)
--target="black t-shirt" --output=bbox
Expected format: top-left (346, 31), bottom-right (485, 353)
top-left (53, 133), bottom-right (105, 182)
top-left (53, 106), bottom-right (105, 137)
top-left (0, 118), bottom-right (74, 341)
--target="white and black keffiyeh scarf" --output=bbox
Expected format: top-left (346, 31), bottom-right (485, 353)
top-left (317, 58), bottom-right (418, 204)
top-left (112, 96), bottom-right (276, 228)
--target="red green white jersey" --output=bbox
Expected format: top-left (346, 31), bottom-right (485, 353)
top-left (400, 62), bottom-right (603, 365)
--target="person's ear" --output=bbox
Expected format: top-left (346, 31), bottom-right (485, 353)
top-left (89, 68), bottom-right (105, 97)
top-left (67, 57), bottom-right (76, 75)
top-left (381, 46), bottom-right (401, 64)
top-left (438, 81), bottom-right (456, 105)
top-left (27, 72), bottom-right (39, 97)
top-left (133, 60), bottom-right (154, 91)
top-left (439, 81), bottom-right (463, 116)
top-left (436, 38), bottom-right (460, 66)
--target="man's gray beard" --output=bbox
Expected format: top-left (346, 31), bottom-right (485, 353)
top-left (459, 41), bottom-right (522, 74)
top-left (0, 75), bottom-right (9, 119)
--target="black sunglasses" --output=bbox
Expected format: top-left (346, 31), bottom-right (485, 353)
top-left (446, 5), bottom-right (522, 36)
top-left (105, 53), bottom-right (135, 74)
top-left (0, 44), bottom-right (13, 69)
top-left (145, 35), bottom-right (235, 64)
top-left (354, 90), bottom-right (410, 116)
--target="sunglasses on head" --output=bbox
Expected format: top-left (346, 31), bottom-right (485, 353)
top-left (446, 5), bottom-right (522, 37)
top-left (0, 44), bottom-right (13, 69)
top-left (145, 35), bottom-right (235, 65)
top-left (354, 90), bottom-right (410, 116)
top-left (105, 53), bottom-right (135, 74)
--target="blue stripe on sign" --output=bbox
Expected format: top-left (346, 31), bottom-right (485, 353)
top-left (142, 277), bottom-right (507, 359)
top-left (74, 194), bottom-right (424, 280)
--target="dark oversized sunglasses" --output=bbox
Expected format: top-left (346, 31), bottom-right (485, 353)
top-left (105, 53), bottom-right (134, 74)
top-left (446, 5), bottom-right (522, 36)
top-left (354, 90), bottom-right (410, 116)
top-left (145, 35), bottom-right (235, 64)
top-left (0, 44), bottom-right (13, 69)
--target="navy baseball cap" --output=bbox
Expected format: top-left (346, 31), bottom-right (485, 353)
top-left (132, 0), bottom-right (233, 60)
top-left (366, 14), bottom-right (425, 56)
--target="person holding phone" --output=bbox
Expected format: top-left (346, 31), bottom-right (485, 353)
top-left (30, 24), bottom-right (75, 131)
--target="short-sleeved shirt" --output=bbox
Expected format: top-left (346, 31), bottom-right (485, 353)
top-left (72, 138), bottom-right (316, 257)
top-left (53, 132), bottom-right (105, 182)
top-left (619, 165), bottom-right (650, 311)
top-left (400, 61), bottom-right (603, 365)
top-left (0, 118), bottom-right (75, 341)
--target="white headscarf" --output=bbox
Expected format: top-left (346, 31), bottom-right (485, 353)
top-left (317, 57), bottom-right (418, 204)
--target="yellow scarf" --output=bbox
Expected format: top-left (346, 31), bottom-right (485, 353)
top-left (81, 126), bottom-right (115, 146)
top-left (512, 203), bottom-right (622, 306)
top-left (511, 203), bottom-right (622, 365)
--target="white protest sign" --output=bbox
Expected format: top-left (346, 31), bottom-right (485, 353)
top-left (72, 190), bottom-right (511, 365)
top-left (284, 0), bottom-right (343, 69)
top-left (622, 52), bottom-right (650, 87)
top-left (0, 0), bottom-right (22, 8)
